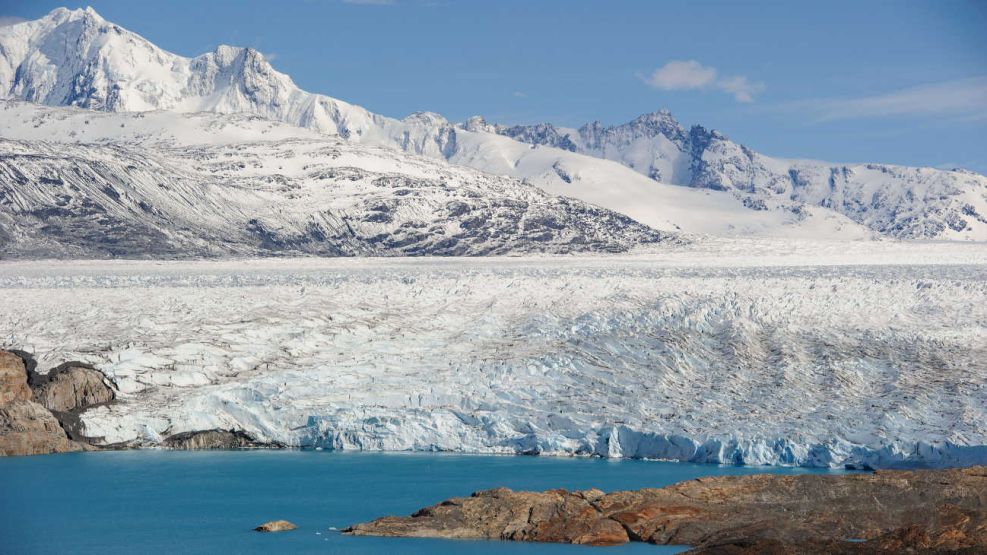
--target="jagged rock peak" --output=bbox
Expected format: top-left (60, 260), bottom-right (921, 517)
top-left (460, 115), bottom-right (495, 133)
top-left (403, 111), bottom-right (450, 126)
top-left (631, 108), bottom-right (679, 126)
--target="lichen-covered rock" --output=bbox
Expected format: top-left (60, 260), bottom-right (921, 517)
top-left (254, 520), bottom-right (297, 532)
top-left (31, 365), bottom-right (115, 412)
top-left (0, 351), bottom-right (32, 404)
top-left (345, 467), bottom-right (987, 553)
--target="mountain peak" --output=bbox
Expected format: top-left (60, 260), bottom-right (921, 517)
top-left (211, 44), bottom-right (259, 66)
top-left (633, 108), bottom-right (676, 123)
top-left (627, 109), bottom-right (684, 135)
top-left (44, 6), bottom-right (105, 25)
top-left (461, 115), bottom-right (495, 133)
top-left (403, 111), bottom-right (449, 127)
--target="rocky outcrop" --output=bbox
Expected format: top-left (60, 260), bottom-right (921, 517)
top-left (0, 400), bottom-right (84, 456)
top-left (30, 363), bottom-right (115, 412)
top-left (162, 429), bottom-right (283, 450)
top-left (344, 467), bottom-right (987, 553)
top-left (19, 358), bottom-right (118, 445)
top-left (0, 351), bottom-right (32, 404)
top-left (254, 520), bottom-right (297, 532)
top-left (0, 351), bottom-right (86, 456)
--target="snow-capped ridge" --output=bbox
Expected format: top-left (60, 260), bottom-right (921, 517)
top-left (0, 101), bottom-right (672, 258)
top-left (492, 111), bottom-right (987, 240)
top-left (2, 8), bottom-right (985, 240)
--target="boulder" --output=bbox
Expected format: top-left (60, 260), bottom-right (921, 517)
top-left (344, 467), bottom-right (987, 553)
top-left (31, 364), bottom-right (115, 412)
top-left (254, 520), bottom-right (297, 532)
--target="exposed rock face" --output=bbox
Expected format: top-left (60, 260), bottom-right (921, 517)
top-left (0, 351), bottom-right (32, 404)
top-left (162, 429), bottom-right (280, 450)
top-left (0, 351), bottom-right (86, 456)
top-left (21, 360), bottom-right (117, 445)
top-left (344, 467), bottom-right (987, 553)
top-left (0, 400), bottom-right (84, 456)
top-left (30, 364), bottom-right (115, 412)
top-left (254, 520), bottom-right (297, 532)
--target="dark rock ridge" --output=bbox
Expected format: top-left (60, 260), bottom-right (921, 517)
top-left (344, 467), bottom-right (987, 553)
top-left (163, 429), bottom-right (284, 450)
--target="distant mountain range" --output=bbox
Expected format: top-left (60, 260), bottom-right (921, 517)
top-left (486, 112), bottom-right (987, 240)
top-left (0, 102), bottom-right (669, 258)
top-left (1, 7), bottom-right (985, 252)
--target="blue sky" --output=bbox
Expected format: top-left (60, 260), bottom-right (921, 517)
top-left (3, 0), bottom-right (986, 172)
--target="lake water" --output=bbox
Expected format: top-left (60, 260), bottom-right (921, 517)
top-left (0, 451), bottom-right (847, 554)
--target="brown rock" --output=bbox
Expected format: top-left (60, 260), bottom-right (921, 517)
top-left (0, 350), bottom-right (89, 457)
top-left (344, 467), bottom-right (987, 553)
top-left (31, 364), bottom-right (115, 412)
top-left (0, 351), bottom-right (32, 404)
top-left (0, 400), bottom-right (85, 456)
top-left (254, 520), bottom-right (297, 532)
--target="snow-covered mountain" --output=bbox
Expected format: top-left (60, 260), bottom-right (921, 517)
top-left (0, 8), bottom-right (868, 241)
top-left (491, 112), bottom-right (987, 241)
top-left (0, 102), bottom-right (668, 258)
top-left (0, 7), bottom-right (386, 137)
top-left (1, 7), bottom-right (984, 241)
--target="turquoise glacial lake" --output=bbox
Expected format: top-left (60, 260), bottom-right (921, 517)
top-left (0, 451), bottom-right (846, 554)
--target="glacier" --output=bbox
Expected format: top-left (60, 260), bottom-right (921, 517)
top-left (2, 240), bottom-right (985, 469)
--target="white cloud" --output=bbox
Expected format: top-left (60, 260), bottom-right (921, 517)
top-left (342, 0), bottom-right (395, 4)
top-left (647, 60), bottom-right (717, 90)
top-left (512, 91), bottom-right (526, 98)
top-left (799, 77), bottom-right (987, 122)
top-left (0, 16), bottom-right (26, 27)
top-left (716, 75), bottom-right (765, 104)
top-left (644, 60), bottom-right (764, 103)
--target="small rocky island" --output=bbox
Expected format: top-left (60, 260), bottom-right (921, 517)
top-left (345, 467), bottom-right (987, 553)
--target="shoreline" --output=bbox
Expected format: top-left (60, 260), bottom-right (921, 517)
top-left (345, 466), bottom-right (987, 553)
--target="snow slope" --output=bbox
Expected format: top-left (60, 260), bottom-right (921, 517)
top-left (2, 240), bottom-right (985, 469)
top-left (0, 103), bottom-right (670, 258)
top-left (0, 8), bottom-right (951, 240)
top-left (493, 112), bottom-right (987, 241)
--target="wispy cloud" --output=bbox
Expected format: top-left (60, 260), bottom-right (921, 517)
top-left (342, 0), bottom-right (395, 5)
top-left (794, 77), bottom-right (987, 122)
top-left (0, 16), bottom-right (26, 27)
top-left (512, 91), bottom-right (526, 98)
top-left (643, 60), bottom-right (764, 103)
